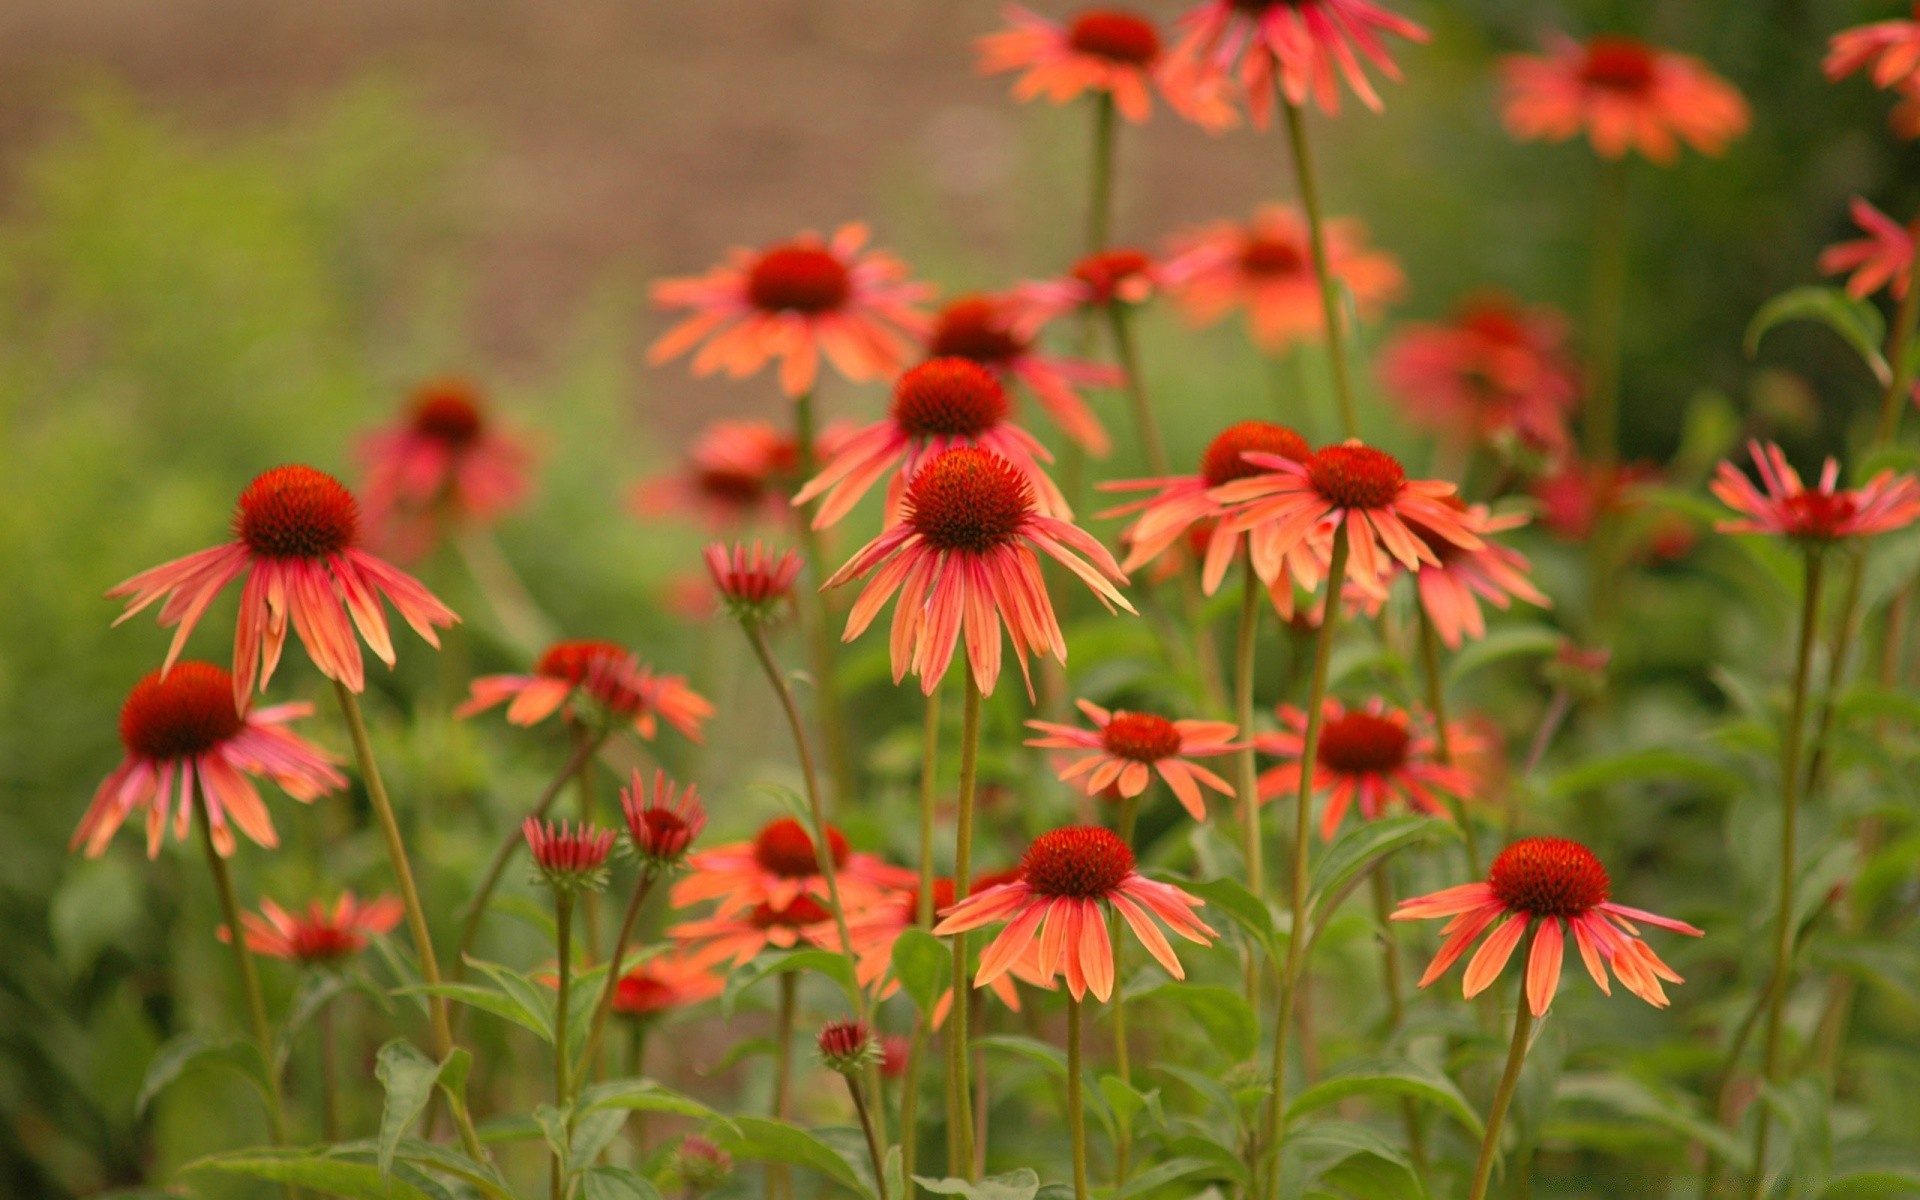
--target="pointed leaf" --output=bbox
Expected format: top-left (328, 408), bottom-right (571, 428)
top-left (1129, 982), bottom-right (1257, 1060)
top-left (375, 1040), bottom-right (448, 1181)
top-left (1286, 1057), bottom-right (1483, 1137)
top-left (1308, 817), bottom-right (1451, 919)
top-left (136, 1033), bottom-right (268, 1117)
top-left (890, 929), bottom-right (950, 1015)
top-left (912, 1169), bottom-right (1040, 1200)
top-left (721, 950), bottom-right (858, 1019)
top-left (712, 1115), bottom-right (875, 1200)
top-left (1746, 286), bottom-right (1891, 385)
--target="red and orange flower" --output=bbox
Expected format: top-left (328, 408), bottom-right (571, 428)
top-left (1016, 248), bottom-right (1164, 332)
top-left (1407, 501), bottom-right (1551, 650)
top-left (1499, 35), bottom-right (1749, 163)
top-left (1255, 698), bottom-right (1478, 839)
top-left (1712, 440), bottom-right (1920, 544)
top-left (1026, 700), bottom-right (1238, 821)
top-left (977, 6), bottom-right (1231, 128)
top-left (827, 874), bottom-right (1024, 1026)
top-left (671, 895), bottom-right (839, 971)
top-left (357, 376), bottom-right (534, 557)
top-left (634, 420), bottom-right (852, 530)
top-left (670, 817), bottom-right (910, 921)
top-left (1378, 294), bottom-right (1580, 457)
top-left (607, 954), bottom-right (725, 1019)
top-left (227, 893), bottom-right (404, 965)
top-left (458, 639), bottom-right (712, 743)
top-left (1820, 197), bottom-right (1914, 301)
top-left (1165, 0), bottom-right (1429, 123)
top-left (1826, 5), bottom-right (1920, 136)
top-left (924, 294), bottom-right (1120, 456)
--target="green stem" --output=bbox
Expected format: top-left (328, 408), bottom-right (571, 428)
top-left (199, 819), bottom-right (293, 1167)
top-left (574, 727), bottom-right (603, 967)
top-left (1234, 564), bottom-right (1266, 912)
top-left (1111, 792), bottom-right (1139, 1184)
top-left (318, 993), bottom-right (339, 1143)
top-left (1067, 996), bottom-right (1090, 1200)
top-left (849, 1074), bottom-right (890, 1200)
top-left (630, 1021), bottom-right (651, 1154)
top-left (1281, 98), bottom-right (1357, 440)
top-left (1371, 865), bottom-right (1427, 1177)
top-left (1418, 607), bottom-right (1481, 875)
top-left (577, 869), bottom-right (661, 1086)
top-left (793, 389), bottom-right (856, 810)
top-left (949, 676), bottom-right (983, 1180)
top-left (552, 891), bottom-right (574, 1200)
top-left (901, 689), bottom-right (941, 1190)
top-left (772, 973), bottom-right (797, 1200)
top-left (455, 527), bottom-right (557, 657)
top-left (1873, 224), bottom-right (1920, 447)
top-left (1586, 158), bottom-right (1630, 467)
top-left (900, 1013), bottom-right (929, 1192)
top-left (1087, 93), bottom-right (1117, 254)
top-left (1108, 306), bottom-right (1168, 477)
top-left (1469, 974), bottom-right (1538, 1200)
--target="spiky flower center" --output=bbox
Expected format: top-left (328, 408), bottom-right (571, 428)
top-left (1488, 836), bottom-right (1611, 918)
top-left (526, 820), bottom-right (616, 877)
top-left (410, 382), bottom-right (485, 446)
top-left (752, 818), bottom-right (851, 877)
top-left (234, 465), bottom-right (360, 559)
top-left (1071, 247), bottom-right (1154, 304)
top-left (634, 808), bottom-right (695, 859)
top-left (287, 921), bottom-right (364, 963)
top-left (1307, 444), bottom-right (1407, 509)
top-left (1201, 420), bottom-right (1311, 486)
top-left (928, 297), bottom-right (1027, 367)
top-left (746, 245), bottom-right (851, 314)
top-left (750, 894), bottom-right (833, 929)
top-left (1021, 825), bottom-right (1135, 899)
top-left (1067, 10), bottom-right (1161, 65)
top-left (816, 1019), bottom-right (875, 1069)
top-left (536, 640), bottom-right (632, 684)
top-left (613, 972), bottom-right (679, 1015)
top-left (1239, 235), bottom-right (1308, 277)
top-left (904, 447), bottom-right (1034, 553)
top-left (1579, 37), bottom-right (1657, 94)
top-left (1778, 490), bottom-right (1861, 540)
top-left (1101, 711), bottom-right (1183, 762)
top-left (119, 663), bottom-right (246, 761)
top-left (892, 358), bottom-right (1009, 438)
top-left (1316, 711), bottom-right (1411, 775)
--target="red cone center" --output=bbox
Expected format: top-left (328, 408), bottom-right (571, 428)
top-left (892, 358), bottom-right (1010, 438)
top-left (119, 662), bottom-right (246, 761)
top-left (1307, 444), bottom-right (1407, 509)
top-left (904, 447), bottom-right (1034, 553)
top-left (1067, 11), bottom-right (1161, 65)
top-left (1201, 420), bottom-right (1311, 486)
top-left (1488, 836), bottom-right (1611, 917)
top-left (747, 245), bottom-right (852, 314)
top-left (928, 297), bottom-right (1027, 367)
top-left (752, 817), bottom-right (851, 877)
top-left (1579, 38), bottom-right (1657, 94)
top-left (1316, 710), bottom-right (1411, 775)
top-left (1021, 825), bottom-right (1135, 899)
top-left (234, 464), bottom-right (360, 559)
top-left (1100, 711), bottom-right (1183, 762)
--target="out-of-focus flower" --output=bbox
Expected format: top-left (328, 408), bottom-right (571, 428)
top-left (1016, 249), bottom-right (1164, 332)
top-left (671, 894), bottom-right (838, 969)
top-left (648, 224), bottom-right (931, 398)
top-left (977, 6), bottom-right (1232, 127)
top-left (1164, 206), bottom-right (1404, 354)
top-left (934, 826), bottom-right (1216, 1002)
top-left (1026, 699), bottom-right (1238, 820)
top-left (73, 662), bottom-right (345, 859)
top-left (1165, 0), bottom-right (1429, 123)
top-left (357, 376), bottom-right (534, 558)
top-left (634, 420), bottom-right (854, 530)
top-left (830, 874), bottom-right (1026, 1026)
top-left (704, 540), bottom-right (804, 623)
top-left (1826, 7), bottom-right (1920, 110)
top-left (1820, 197), bottom-right (1914, 301)
top-left (225, 893), bottom-right (403, 965)
top-left (816, 1019), bottom-right (880, 1075)
top-left (524, 818), bottom-right (616, 893)
top-left (608, 954), bottom-right (725, 1019)
top-left (1379, 295), bottom-right (1580, 457)
top-left (1712, 440), bottom-right (1920, 544)
top-left (1255, 698), bottom-right (1478, 839)
top-left (879, 1034), bottom-right (910, 1079)
top-left (621, 769), bottom-right (706, 870)
top-left (925, 294), bottom-right (1120, 456)
top-left (1500, 35), bottom-right (1749, 163)
top-left (108, 465), bottom-right (458, 704)
top-left (676, 1136), bottom-right (734, 1194)
top-left (1394, 836), bottom-right (1703, 1014)
top-left (457, 639), bottom-right (713, 742)
top-left (1406, 500), bottom-right (1551, 650)
top-left (1530, 458), bottom-right (1655, 543)
top-left (825, 447), bottom-right (1134, 698)
top-left (671, 817), bottom-right (911, 921)
top-left (794, 358), bottom-right (1067, 529)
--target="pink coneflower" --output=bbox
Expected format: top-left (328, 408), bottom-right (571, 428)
top-left (1826, 7), bottom-right (1920, 103)
top-left (648, 224), bottom-right (931, 398)
top-left (1394, 836), bottom-right (1703, 1014)
top-left (1820, 197), bottom-right (1915, 301)
top-left (1379, 294), bottom-right (1581, 457)
top-left (1165, 0), bottom-right (1429, 124)
top-left (704, 540), bottom-right (804, 623)
top-left (1529, 457), bottom-right (1653, 543)
top-left (108, 465), bottom-right (458, 705)
top-left (226, 893), bottom-right (404, 965)
top-left (978, 7), bottom-right (1232, 127)
top-left (1712, 440), bottom-right (1920, 544)
top-left (621, 769), bottom-right (706, 870)
top-left (792, 358), bottom-right (1068, 529)
top-left (357, 376), bottom-right (534, 557)
top-left (825, 447), bottom-right (1134, 697)
top-left (1026, 700), bottom-right (1238, 820)
top-left (633, 420), bottom-right (837, 530)
top-left (1163, 206), bottom-right (1404, 354)
top-left (1406, 500), bottom-right (1551, 650)
top-left (524, 818), bottom-right (617, 892)
top-left (609, 954), bottom-right (725, 1019)
top-left (1216, 441), bottom-right (1483, 598)
top-left (670, 817), bottom-right (911, 921)
top-left (1500, 35), bottom-right (1749, 163)
top-left (831, 874), bottom-right (1025, 1026)
top-left (73, 662), bottom-right (346, 859)
top-left (457, 639), bottom-right (713, 743)
top-left (925, 294), bottom-right (1120, 456)
top-left (934, 826), bottom-right (1216, 1002)
top-left (1255, 698), bottom-right (1477, 839)
top-left (671, 894), bottom-right (839, 970)
top-left (1014, 248), bottom-right (1164, 335)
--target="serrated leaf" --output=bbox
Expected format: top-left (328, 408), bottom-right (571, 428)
top-left (1746, 286), bottom-right (1891, 385)
top-left (712, 1115), bottom-right (874, 1200)
top-left (375, 1040), bottom-right (447, 1181)
top-left (720, 950), bottom-right (858, 1019)
top-left (1130, 983), bottom-right (1257, 1060)
top-left (890, 929), bottom-right (950, 1015)
top-left (1286, 1057), bottom-right (1483, 1137)
top-left (912, 1169), bottom-right (1040, 1200)
top-left (135, 1033), bottom-right (268, 1118)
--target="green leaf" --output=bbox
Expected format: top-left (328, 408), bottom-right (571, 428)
top-left (1286, 1057), bottom-right (1483, 1137)
top-left (186, 1147), bottom-right (447, 1200)
top-left (276, 971), bottom-right (352, 1070)
top-left (720, 950), bottom-right (858, 1019)
top-left (1308, 817), bottom-right (1450, 923)
top-left (398, 982), bottom-right (549, 1039)
top-left (135, 1032), bottom-right (268, 1117)
top-left (890, 928), bottom-right (950, 1015)
top-left (1130, 982), bottom-right (1257, 1060)
top-left (976, 1035), bottom-right (1114, 1136)
top-left (580, 1077), bottom-right (736, 1131)
top-left (1824, 1142), bottom-right (1920, 1197)
top-left (1554, 1074), bottom-right (1747, 1169)
top-left (712, 1115), bottom-right (874, 1200)
top-left (1110, 1157), bottom-right (1229, 1200)
top-left (913, 1170), bottom-right (1040, 1200)
top-left (375, 1040), bottom-right (448, 1181)
top-left (534, 1103), bottom-right (573, 1169)
top-left (1274, 1120), bottom-right (1417, 1200)
top-left (583, 1165), bottom-right (666, 1200)
top-left (1444, 624), bottom-right (1562, 687)
top-left (1545, 747), bottom-right (1743, 801)
top-left (1175, 875), bottom-right (1279, 960)
top-left (382, 1137), bottom-right (514, 1196)
top-left (571, 1108), bottom-right (633, 1173)
top-left (467, 956), bottom-right (559, 1038)
top-left (1099, 1075), bottom-right (1162, 1139)
top-left (1746, 286), bottom-right (1891, 385)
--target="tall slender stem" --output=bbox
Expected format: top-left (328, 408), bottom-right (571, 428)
top-left (1418, 607), bottom-right (1481, 875)
top-left (948, 676), bottom-right (983, 1180)
top-left (848, 1075), bottom-right (890, 1200)
top-left (1874, 225), bottom-right (1920, 448)
top-left (1110, 792), bottom-right (1139, 1184)
top-left (455, 527), bottom-right (557, 656)
top-left (1745, 549), bottom-right (1828, 1199)
top-left (1469, 976), bottom-right (1538, 1200)
top-left (792, 390), bottom-right (855, 809)
top-left (1086, 93), bottom-right (1118, 254)
top-left (318, 994), bottom-right (340, 1143)
top-left (199, 821), bottom-right (292, 1157)
top-left (1371, 865), bottom-right (1427, 1176)
top-left (1066, 996), bottom-right (1090, 1200)
top-left (771, 974), bottom-right (797, 1200)
top-left (1108, 306), bottom-right (1167, 476)
top-left (578, 869), bottom-right (661, 1084)
top-left (1281, 98), bottom-right (1357, 440)
top-left (551, 891), bottom-right (575, 1200)
top-left (574, 727), bottom-right (603, 967)
top-left (1586, 158), bottom-right (1630, 467)
top-left (1234, 565), bottom-right (1266, 915)
top-left (901, 689), bottom-right (941, 1189)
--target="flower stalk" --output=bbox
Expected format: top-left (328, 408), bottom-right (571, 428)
top-left (551, 889), bottom-right (575, 1200)
top-left (1281, 97), bottom-right (1357, 440)
top-left (792, 389), bottom-right (856, 809)
top-left (949, 675), bottom-right (984, 1179)
top-left (1469, 972), bottom-right (1539, 1200)
top-left (1067, 996), bottom-right (1091, 1200)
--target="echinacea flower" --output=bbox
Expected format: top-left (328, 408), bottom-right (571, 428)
top-left (704, 540), bottom-right (804, 623)
top-left (609, 954), bottom-right (725, 1019)
top-left (671, 894), bottom-right (839, 970)
top-left (1378, 294), bottom-right (1580, 457)
top-left (1026, 699), bottom-right (1238, 820)
top-left (978, 7), bottom-right (1180, 124)
top-left (457, 639), bottom-right (713, 742)
top-left (1820, 196), bottom-right (1915, 301)
top-left (356, 376), bottom-right (534, 557)
top-left (1712, 440), bottom-right (1920, 544)
top-left (73, 661), bottom-right (346, 859)
top-left (816, 1019), bottom-right (880, 1075)
top-left (1406, 500), bottom-right (1551, 650)
top-left (621, 769), bottom-right (706, 870)
top-left (1165, 0), bottom-right (1429, 123)
top-left (670, 817), bottom-right (912, 921)
top-left (1393, 836), bottom-right (1703, 1014)
top-left (225, 893), bottom-right (404, 965)
top-left (934, 825), bottom-right (1216, 1002)
top-left (1499, 35), bottom-right (1749, 163)
top-left (1015, 248), bottom-right (1164, 333)
top-left (1163, 206), bottom-right (1404, 354)
top-left (108, 465), bottom-right (459, 705)
top-left (829, 874), bottom-right (1024, 1026)
top-left (1529, 457), bottom-right (1655, 543)
top-left (1826, 7), bottom-right (1920, 102)
top-left (925, 294), bottom-right (1120, 456)
top-left (792, 357), bottom-right (1068, 529)
top-left (648, 224), bottom-right (931, 398)
top-left (1255, 698), bottom-right (1478, 839)
top-left (825, 447), bottom-right (1134, 697)
top-left (1216, 441), bottom-right (1482, 598)
top-left (524, 818), bottom-right (616, 893)
top-left (676, 1137), bottom-right (734, 1193)
top-left (633, 420), bottom-right (846, 530)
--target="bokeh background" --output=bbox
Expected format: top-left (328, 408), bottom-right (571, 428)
top-left (5, 1), bottom-right (1920, 1196)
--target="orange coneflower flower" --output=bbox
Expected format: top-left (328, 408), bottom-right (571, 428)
top-left (634, 419), bottom-right (856, 531)
top-left (108, 465), bottom-right (458, 705)
top-left (1255, 698), bottom-right (1478, 839)
top-left (1827, 5), bottom-right (1920, 134)
top-left (73, 662), bottom-right (346, 859)
top-left (925, 294), bottom-right (1120, 456)
top-left (457, 639), bottom-right (713, 743)
top-left (648, 224), bottom-right (931, 398)
top-left (356, 376), bottom-right (534, 558)
top-left (1405, 501), bottom-right (1551, 650)
top-left (1500, 35), bottom-right (1749, 163)
top-left (1712, 440), bottom-right (1920, 544)
top-left (608, 953), bottom-right (726, 1019)
top-left (978, 6), bottom-right (1232, 128)
top-left (826, 873), bottom-right (1025, 1026)
top-left (1394, 836), bottom-right (1703, 1015)
top-left (225, 893), bottom-right (404, 965)
top-left (934, 826), bottom-right (1216, 1002)
top-left (827, 447), bottom-right (1133, 697)
top-left (793, 358), bottom-right (1068, 529)
top-left (1164, 205), bottom-right (1404, 354)
top-left (1378, 294), bottom-right (1580, 458)
top-left (671, 894), bottom-right (839, 971)
top-left (1014, 248), bottom-right (1164, 333)
top-left (1821, 197), bottom-right (1915, 301)
top-left (670, 817), bottom-right (912, 922)
top-left (1165, 0), bottom-right (1429, 123)
top-left (1026, 700), bottom-right (1238, 821)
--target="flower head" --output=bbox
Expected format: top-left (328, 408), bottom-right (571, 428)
top-left (634, 420), bottom-right (813, 530)
top-left (1164, 206), bottom-right (1404, 353)
top-left (671, 894), bottom-right (839, 970)
top-left (1394, 836), bottom-right (1704, 1015)
top-left (73, 662), bottom-right (346, 859)
top-left (676, 1137), bottom-right (734, 1194)
top-left (457, 639), bottom-right (713, 742)
top-left (825, 872), bottom-right (1024, 1027)
top-left (108, 465), bottom-right (459, 704)
top-left (671, 817), bottom-right (911, 921)
top-left (524, 819), bottom-right (616, 893)
top-left (225, 893), bottom-right (404, 965)
top-left (1406, 500), bottom-right (1551, 650)
top-left (978, 6), bottom-right (1233, 126)
top-left (704, 540), bottom-right (804, 622)
top-left (1712, 440), bottom-right (1920, 544)
top-left (357, 376), bottom-right (534, 558)
top-left (934, 826), bottom-right (1216, 1002)
top-left (648, 224), bottom-right (931, 397)
top-left (621, 769), bottom-right (706, 870)
top-left (816, 1019), bottom-right (880, 1075)
top-left (1826, 5), bottom-right (1920, 135)
top-left (1016, 249), bottom-right (1165, 334)
top-left (926, 294), bottom-right (1120, 455)
top-left (1529, 458), bottom-right (1654, 543)
top-left (1820, 197), bottom-right (1915, 301)
top-left (1255, 698), bottom-right (1479, 839)
top-left (1027, 699), bottom-right (1238, 820)
top-left (1165, 0), bottom-right (1429, 123)
top-left (825, 447), bottom-right (1134, 697)
top-left (608, 953), bottom-right (725, 1018)
top-left (1500, 35), bottom-right (1749, 163)
top-left (1379, 294), bottom-right (1580, 457)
